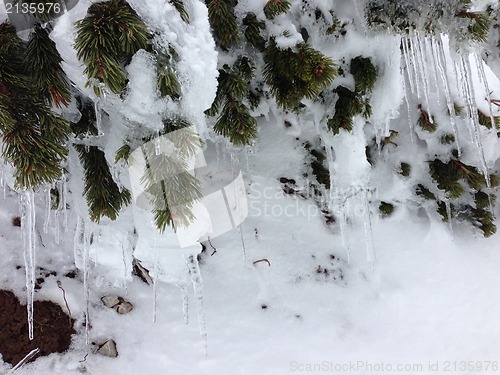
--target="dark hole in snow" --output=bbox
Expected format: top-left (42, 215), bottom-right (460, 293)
top-left (0, 290), bottom-right (75, 366)
top-left (261, 304), bottom-right (267, 309)
top-left (12, 217), bottom-right (21, 227)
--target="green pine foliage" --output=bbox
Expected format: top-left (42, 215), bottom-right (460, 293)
top-left (73, 96), bottom-right (131, 221)
top-left (456, 10), bottom-right (492, 43)
top-left (25, 24), bottom-right (71, 107)
top-left (478, 109), bottom-right (500, 129)
top-left (399, 162), bottom-right (411, 177)
top-left (206, 57), bottom-right (258, 145)
top-left (417, 105), bottom-right (437, 132)
top-left (243, 13), bottom-right (266, 51)
top-left (156, 48), bottom-right (181, 99)
top-left (74, 0), bottom-right (151, 95)
top-left (205, 0), bottom-right (240, 51)
top-left (429, 158), bottom-right (498, 199)
top-left (170, 0), bottom-right (190, 23)
top-left (379, 201), bottom-right (395, 217)
top-left (304, 142), bottom-right (330, 190)
top-left (263, 39), bottom-right (338, 110)
top-left (263, 0), bottom-right (291, 20)
top-left (327, 86), bottom-right (371, 134)
top-left (0, 23), bottom-right (70, 189)
top-left (141, 117), bottom-right (203, 231)
top-left (350, 56), bottom-right (378, 93)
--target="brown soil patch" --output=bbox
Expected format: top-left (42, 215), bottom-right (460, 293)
top-left (0, 290), bottom-right (75, 366)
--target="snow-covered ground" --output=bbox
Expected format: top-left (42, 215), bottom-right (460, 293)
top-left (1, 0), bottom-right (500, 374)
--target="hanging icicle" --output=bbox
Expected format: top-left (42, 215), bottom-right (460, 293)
top-left (19, 190), bottom-right (36, 340)
top-left (474, 53), bottom-right (496, 130)
top-left (185, 254), bottom-right (208, 356)
top-left (83, 220), bottom-right (92, 345)
top-left (445, 200), bottom-right (454, 235)
top-left (434, 37), bottom-right (461, 156)
top-left (362, 190), bottom-right (376, 263)
top-left (457, 56), bottom-right (490, 187)
top-left (180, 283), bottom-right (189, 325)
top-left (43, 186), bottom-right (51, 234)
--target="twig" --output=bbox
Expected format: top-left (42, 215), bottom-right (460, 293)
top-left (57, 280), bottom-right (72, 328)
top-left (208, 237), bottom-right (217, 256)
top-left (253, 259), bottom-right (271, 267)
top-left (79, 353), bottom-right (88, 363)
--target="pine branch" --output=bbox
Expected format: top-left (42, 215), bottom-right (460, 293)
top-left (263, 39), bottom-right (338, 109)
top-left (25, 24), bottom-right (71, 107)
top-left (350, 56), bottom-right (378, 94)
top-left (0, 23), bottom-right (70, 189)
top-left (169, 0), bottom-right (190, 23)
top-left (243, 13), bottom-right (266, 51)
top-left (263, 0), bottom-right (291, 20)
top-left (417, 104), bottom-right (437, 132)
top-left (205, 0), bottom-right (240, 50)
top-left (74, 0), bottom-right (151, 95)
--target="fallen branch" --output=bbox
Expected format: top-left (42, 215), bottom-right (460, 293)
top-left (253, 259), bottom-right (271, 267)
top-left (208, 237), bottom-right (217, 256)
top-left (57, 280), bottom-right (73, 328)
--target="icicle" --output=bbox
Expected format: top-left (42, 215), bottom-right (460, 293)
top-left (19, 190), bottom-right (36, 340)
top-left (180, 284), bottom-right (189, 325)
top-left (413, 32), bottom-right (432, 119)
top-left (94, 100), bottom-right (102, 135)
top-left (244, 147), bottom-right (250, 172)
top-left (215, 141), bottom-right (221, 165)
top-left (54, 210), bottom-right (60, 245)
top-left (425, 36), bottom-right (441, 105)
top-left (337, 204), bottom-right (350, 263)
top-left (408, 35), bottom-right (422, 99)
top-left (402, 38), bottom-right (416, 95)
top-left (1, 169), bottom-right (6, 200)
top-left (401, 68), bottom-right (415, 143)
top-left (83, 221), bottom-right (92, 345)
top-left (60, 173), bottom-right (68, 230)
top-left (445, 200), bottom-right (453, 235)
top-left (43, 187), bottom-right (51, 234)
top-left (185, 254), bottom-right (208, 356)
top-left (474, 53), bottom-right (496, 130)
top-left (152, 245), bottom-right (159, 323)
top-left (458, 56), bottom-right (490, 187)
top-left (8, 348), bottom-right (40, 373)
top-left (363, 190), bottom-right (375, 263)
top-left (155, 131), bottom-right (161, 156)
top-left (434, 37), bottom-right (461, 156)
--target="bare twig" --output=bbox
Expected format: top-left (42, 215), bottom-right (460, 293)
top-left (79, 353), bottom-right (88, 363)
top-left (208, 237), bottom-right (217, 256)
top-left (57, 280), bottom-right (72, 328)
top-left (253, 259), bottom-right (271, 267)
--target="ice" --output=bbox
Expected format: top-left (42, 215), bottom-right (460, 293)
top-left (83, 220), bottom-right (92, 345)
top-left (408, 36), bottom-right (422, 98)
top-left (7, 348), bottom-right (40, 373)
top-left (445, 200), bottom-right (453, 235)
top-left (434, 37), bottom-right (461, 156)
top-left (337, 204), bottom-right (351, 264)
top-left (152, 245), bottom-right (159, 323)
top-left (43, 186), bottom-right (51, 234)
top-left (457, 56), bottom-right (490, 187)
top-left (401, 68), bottom-right (415, 143)
top-left (180, 283), bottom-right (189, 325)
top-left (412, 33), bottom-right (432, 121)
top-left (425, 36), bottom-right (441, 105)
top-left (363, 190), bottom-right (375, 263)
top-left (185, 254), bottom-right (208, 356)
top-left (474, 53), bottom-right (496, 130)
top-left (402, 38), bottom-right (416, 95)
top-left (19, 190), bottom-right (36, 340)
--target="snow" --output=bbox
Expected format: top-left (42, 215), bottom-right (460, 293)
top-left (1, 0), bottom-right (500, 374)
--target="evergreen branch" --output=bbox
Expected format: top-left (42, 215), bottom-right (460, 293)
top-left (243, 13), bottom-right (266, 51)
top-left (169, 0), bottom-right (190, 23)
top-left (205, 0), bottom-right (239, 50)
top-left (75, 0), bottom-right (151, 95)
top-left (25, 24), bottom-right (71, 107)
top-left (264, 0), bottom-right (291, 20)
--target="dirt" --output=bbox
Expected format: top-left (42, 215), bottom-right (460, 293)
top-left (0, 290), bottom-right (75, 366)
